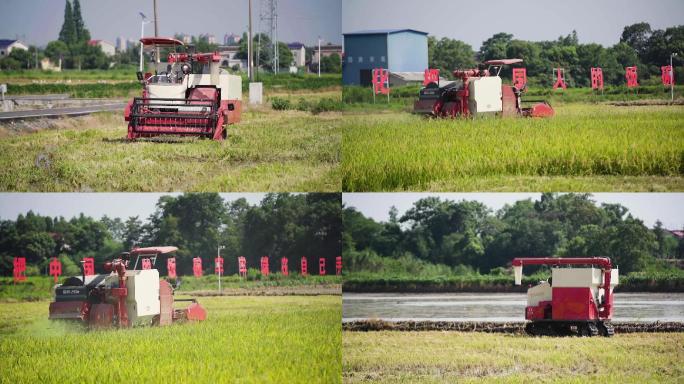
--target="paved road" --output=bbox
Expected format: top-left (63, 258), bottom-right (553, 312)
top-left (0, 103), bottom-right (126, 121)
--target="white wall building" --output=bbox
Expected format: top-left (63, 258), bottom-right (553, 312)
top-left (0, 39), bottom-right (29, 57)
top-left (88, 40), bottom-right (116, 56)
top-left (288, 42), bottom-right (306, 67)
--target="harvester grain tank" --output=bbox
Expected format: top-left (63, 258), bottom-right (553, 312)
top-left (48, 246), bottom-right (207, 328)
top-left (414, 59), bottom-right (554, 118)
top-left (124, 37), bottom-right (242, 140)
top-left (512, 257), bottom-right (618, 337)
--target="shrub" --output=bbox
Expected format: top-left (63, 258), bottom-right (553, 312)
top-left (311, 98), bottom-right (343, 114)
top-left (270, 97), bottom-right (292, 110)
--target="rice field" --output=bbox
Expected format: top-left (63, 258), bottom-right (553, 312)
top-left (341, 104), bottom-right (684, 191)
top-left (343, 331), bottom-right (684, 383)
top-left (0, 95), bottom-right (341, 192)
top-left (0, 296), bottom-right (341, 383)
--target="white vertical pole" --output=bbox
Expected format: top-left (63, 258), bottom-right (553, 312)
top-left (248, 0), bottom-right (253, 81)
top-left (318, 36), bottom-right (321, 77)
top-left (139, 19), bottom-right (144, 72)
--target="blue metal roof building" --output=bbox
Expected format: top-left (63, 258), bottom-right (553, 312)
top-left (342, 29), bottom-right (428, 86)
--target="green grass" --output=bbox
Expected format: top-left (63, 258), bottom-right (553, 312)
top-left (342, 104), bottom-right (684, 191)
top-left (0, 296), bottom-right (341, 383)
top-left (343, 331), bottom-right (684, 383)
top-left (0, 275), bottom-right (342, 302)
top-left (342, 84), bottom-right (684, 105)
top-left (6, 82), bottom-right (140, 98)
top-left (0, 106), bottom-right (341, 191)
top-left (2, 73), bottom-right (340, 97)
top-left (0, 68), bottom-right (137, 83)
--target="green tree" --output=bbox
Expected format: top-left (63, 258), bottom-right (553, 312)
top-left (45, 40), bottom-right (69, 63)
top-left (321, 53), bottom-right (341, 73)
top-left (620, 22), bottom-right (652, 58)
top-left (58, 0), bottom-right (76, 46)
top-left (71, 0), bottom-right (90, 43)
top-left (428, 36), bottom-right (476, 76)
top-left (480, 32), bottom-right (513, 61)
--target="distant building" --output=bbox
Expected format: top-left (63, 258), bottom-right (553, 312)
top-left (116, 36), bottom-right (127, 52)
top-left (0, 39), bottom-right (28, 57)
top-left (199, 33), bottom-right (217, 45)
top-left (224, 33), bottom-right (241, 46)
top-left (288, 42), bottom-right (306, 67)
top-left (88, 40), bottom-right (116, 56)
top-left (176, 33), bottom-right (192, 44)
top-left (669, 230), bottom-right (684, 239)
top-left (40, 57), bottom-right (61, 71)
top-left (217, 45), bottom-right (246, 70)
top-left (126, 39), bottom-right (139, 52)
top-left (312, 43), bottom-right (342, 64)
top-left (342, 29), bottom-right (428, 86)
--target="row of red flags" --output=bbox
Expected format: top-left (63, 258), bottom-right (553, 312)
top-left (369, 66), bottom-right (675, 95)
top-left (12, 256), bottom-right (342, 283)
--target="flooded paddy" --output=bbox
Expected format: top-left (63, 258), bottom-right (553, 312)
top-left (343, 292), bottom-right (684, 322)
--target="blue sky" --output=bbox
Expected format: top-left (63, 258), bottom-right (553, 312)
top-left (0, 0), bottom-right (341, 47)
top-left (343, 0), bottom-right (684, 49)
top-left (343, 193), bottom-right (684, 230)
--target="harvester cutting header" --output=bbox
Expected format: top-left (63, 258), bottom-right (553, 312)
top-left (48, 246), bottom-right (207, 329)
top-left (414, 59), bottom-right (554, 118)
top-left (124, 37), bottom-right (242, 140)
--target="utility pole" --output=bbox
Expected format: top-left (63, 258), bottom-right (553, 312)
top-left (153, 0), bottom-right (159, 63)
top-left (138, 12), bottom-right (150, 72)
top-left (217, 245), bottom-right (225, 295)
top-left (248, 0), bottom-right (253, 81)
top-left (318, 36), bottom-right (321, 77)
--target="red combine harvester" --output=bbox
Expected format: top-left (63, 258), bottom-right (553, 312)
top-left (49, 246), bottom-right (207, 328)
top-left (124, 37), bottom-right (242, 140)
top-left (513, 257), bottom-right (619, 337)
top-left (414, 59), bottom-right (554, 118)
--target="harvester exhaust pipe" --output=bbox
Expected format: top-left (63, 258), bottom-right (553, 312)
top-left (514, 264), bottom-right (522, 285)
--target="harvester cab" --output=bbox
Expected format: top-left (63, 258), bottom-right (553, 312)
top-left (124, 37), bottom-right (242, 141)
top-left (512, 257), bottom-right (619, 337)
top-left (413, 58), bottom-right (554, 118)
top-left (48, 246), bottom-right (207, 329)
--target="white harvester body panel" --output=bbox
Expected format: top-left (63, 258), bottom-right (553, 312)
top-left (184, 73), bottom-right (243, 100)
top-left (551, 267), bottom-right (619, 305)
top-left (126, 269), bottom-right (161, 324)
top-left (104, 269), bottom-right (160, 325)
top-left (468, 76), bottom-right (502, 114)
top-left (526, 281), bottom-right (552, 307)
top-left (147, 84), bottom-right (187, 100)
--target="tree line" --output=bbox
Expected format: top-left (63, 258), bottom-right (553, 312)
top-left (0, 193), bottom-right (341, 277)
top-left (428, 22), bottom-right (683, 87)
top-left (344, 194), bottom-right (683, 277)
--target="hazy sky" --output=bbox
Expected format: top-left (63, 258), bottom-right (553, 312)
top-left (343, 193), bottom-right (684, 230)
top-left (0, 193), bottom-right (268, 221)
top-left (0, 0), bottom-right (342, 47)
top-left (343, 0), bottom-right (684, 49)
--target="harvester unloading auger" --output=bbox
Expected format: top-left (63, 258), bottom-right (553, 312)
top-left (513, 257), bottom-right (618, 337)
top-left (414, 59), bottom-right (554, 118)
top-left (48, 246), bottom-right (207, 328)
top-left (124, 37), bottom-right (242, 140)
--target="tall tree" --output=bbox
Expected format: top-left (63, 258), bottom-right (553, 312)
top-left (71, 0), bottom-right (90, 43)
top-left (620, 22), bottom-right (652, 58)
top-left (58, 1), bottom-right (76, 45)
